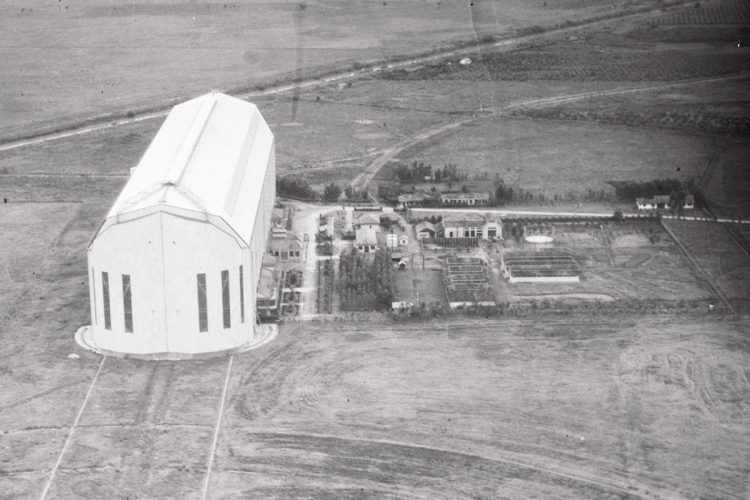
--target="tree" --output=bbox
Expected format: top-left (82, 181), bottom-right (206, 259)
top-left (323, 183), bottom-right (342, 202)
top-left (276, 175), bottom-right (319, 200)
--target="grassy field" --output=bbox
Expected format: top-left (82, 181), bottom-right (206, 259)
top-left (504, 76), bottom-right (750, 216)
top-left (388, 116), bottom-right (712, 197)
top-left (664, 219), bottom-right (750, 312)
top-left (0, 0), bottom-right (649, 137)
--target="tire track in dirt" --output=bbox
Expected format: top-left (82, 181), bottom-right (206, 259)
top-left (222, 430), bottom-right (659, 499)
top-left (112, 361), bottom-right (178, 494)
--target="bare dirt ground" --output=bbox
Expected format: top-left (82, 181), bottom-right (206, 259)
top-left (3, 311), bottom-right (749, 498)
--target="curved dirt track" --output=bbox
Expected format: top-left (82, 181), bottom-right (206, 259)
top-left (210, 318), bottom-right (750, 499)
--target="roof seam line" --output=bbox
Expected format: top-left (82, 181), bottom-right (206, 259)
top-left (167, 95), bottom-right (219, 186)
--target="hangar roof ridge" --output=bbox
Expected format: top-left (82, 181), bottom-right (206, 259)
top-left (100, 91), bottom-right (273, 245)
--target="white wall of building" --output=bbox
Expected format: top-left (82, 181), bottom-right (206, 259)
top-left (88, 211), bottom-right (263, 354)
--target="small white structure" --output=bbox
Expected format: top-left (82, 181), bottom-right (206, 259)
top-left (683, 194), bottom-right (695, 210)
top-left (636, 194), bottom-right (671, 211)
top-left (82, 92), bottom-right (275, 356)
top-left (525, 235), bottom-right (554, 244)
top-left (386, 228), bottom-right (409, 249)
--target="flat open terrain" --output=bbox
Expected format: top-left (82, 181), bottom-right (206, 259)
top-left (664, 219), bottom-right (750, 312)
top-left (381, 116), bottom-right (712, 197)
top-left (3, 310), bottom-right (750, 498)
top-left (3, 0), bottom-right (750, 497)
top-left (0, 0), bottom-right (650, 137)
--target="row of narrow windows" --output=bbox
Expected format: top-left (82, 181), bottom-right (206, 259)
top-left (92, 271), bottom-right (132, 333)
top-left (197, 267), bottom-right (245, 331)
top-left (92, 266), bottom-right (245, 333)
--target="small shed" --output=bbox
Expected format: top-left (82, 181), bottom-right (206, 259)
top-left (415, 221), bottom-right (436, 240)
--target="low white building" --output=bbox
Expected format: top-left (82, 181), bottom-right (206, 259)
top-left (439, 213), bottom-right (502, 240)
top-left (636, 194), bottom-right (671, 210)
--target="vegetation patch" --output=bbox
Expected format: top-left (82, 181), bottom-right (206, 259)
top-left (338, 248), bottom-right (394, 311)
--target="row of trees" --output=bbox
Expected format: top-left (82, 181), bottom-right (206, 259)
top-left (316, 259), bottom-right (334, 314)
top-left (393, 161), bottom-right (466, 184)
top-left (277, 177), bottom-right (370, 204)
top-left (390, 297), bottom-right (720, 321)
top-left (495, 181), bottom-right (613, 206)
top-left (321, 183), bottom-right (370, 203)
top-left (611, 178), bottom-right (687, 202)
top-left (338, 248), bottom-right (393, 311)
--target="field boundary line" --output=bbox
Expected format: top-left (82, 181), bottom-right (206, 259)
top-left (201, 354), bottom-right (234, 500)
top-left (39, 356), bottom-right (106, 500)
top-left (660, 219), bottom-right (735, 314)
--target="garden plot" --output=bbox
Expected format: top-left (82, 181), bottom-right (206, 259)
top-left (502, 251), bottom-right (581, 283)
top-left (393, 268), bottom-right (446, 307)
top-left (443, 256), bottom-right (494, 306)
top-left (502, 221), bottom-right (715, 305)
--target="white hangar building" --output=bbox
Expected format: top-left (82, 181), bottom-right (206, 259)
top-left (82, 92), bottom-right (275, 356)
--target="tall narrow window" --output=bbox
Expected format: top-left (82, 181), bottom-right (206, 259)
top-left (239, 265), bottom-right (245, 323)
top-left (197, 273), bottom-right (208, 332)
top-left (91, 267), bottom-right (97, 325)
top-left (221, 270), bottom-right (231, 329)
top-left (102, 271), bottom-right (111, 330)
top-left (122, 274), bottom-right (133, 333)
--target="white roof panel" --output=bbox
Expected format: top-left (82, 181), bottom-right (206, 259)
top-left (105, 92), bottom-right (273, 244)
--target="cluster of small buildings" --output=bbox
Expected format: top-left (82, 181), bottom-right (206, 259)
top-left (635, 194), bottom-right (694, 211)
top-left (349, 210), bottom-right (410, 253)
